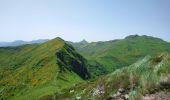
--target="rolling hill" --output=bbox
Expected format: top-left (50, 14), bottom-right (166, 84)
top-left (71, 35), bottom-right (170, 76)
top-left (0, 37), bottom-right (90, 100)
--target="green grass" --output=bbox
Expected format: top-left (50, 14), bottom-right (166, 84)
top-left (0, 37), bottom-right (90, 100)
top-left (11, 71), bottom-right (83, 100)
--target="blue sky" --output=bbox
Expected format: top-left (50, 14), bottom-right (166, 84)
top-left (0, 0), bottom-right (170, 42)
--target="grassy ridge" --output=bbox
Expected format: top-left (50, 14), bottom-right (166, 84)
top-left (0, 38), bottom-right (90, 100)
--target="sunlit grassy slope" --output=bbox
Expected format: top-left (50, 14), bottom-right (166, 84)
top-left (71, 35), bottom-right (170, 76)
top-left (0, 37), bottom-right (90, 100)
top-left (49, 53), bottom-right (170, 100)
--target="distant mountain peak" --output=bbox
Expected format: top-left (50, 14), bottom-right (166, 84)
top-left (79, 39), bottom-right (88, 44)
top-left (54, 37), bottom-right (64, 41)
top-left (125, 34), bottom-right (165, 42)
top-left (13, 40), bottom-right (25, 42)
top-left (125, 34), bottom-right (140, 39)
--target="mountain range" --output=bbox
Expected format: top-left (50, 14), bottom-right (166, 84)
top-left (70, 35), bottom-right (170, 76)
top-left (0, 39), bottom-right (49, 47)
top-left (0, 35), bottom-right (170, 100)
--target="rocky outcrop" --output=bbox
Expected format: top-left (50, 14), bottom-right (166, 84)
top-left (142, 92), bottom-right (170, 100)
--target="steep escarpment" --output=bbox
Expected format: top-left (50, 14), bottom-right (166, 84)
top-left (56, 44), bottom-right (90, 79)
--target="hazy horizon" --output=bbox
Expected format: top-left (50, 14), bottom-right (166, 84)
top-left (0, 34), bottom-right (169, 43)
top-left (0, 0), bottom-right (170, 42)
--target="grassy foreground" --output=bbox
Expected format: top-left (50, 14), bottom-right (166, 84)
top-left (45, 53), bottom-right (170, 100)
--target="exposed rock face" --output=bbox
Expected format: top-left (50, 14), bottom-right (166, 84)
top-left (56, 43), bottom-right (91, 79)
top-left (92, 84), bottom-right (105, 97)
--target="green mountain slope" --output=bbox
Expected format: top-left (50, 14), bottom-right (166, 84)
top-left (71, 35), bottom-right (170, 76)
top-left (49, 53), bottom-right (170, 100)
top-left (0, 37), bottom-right (90, 100)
